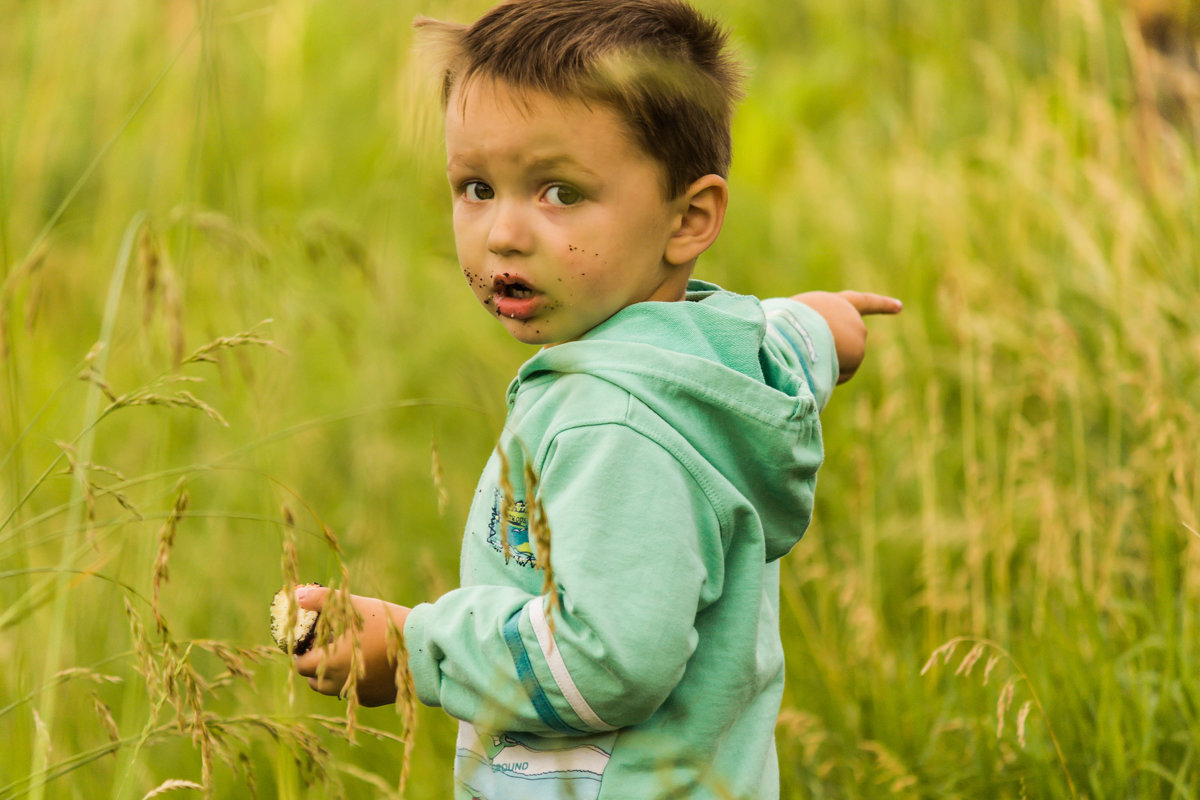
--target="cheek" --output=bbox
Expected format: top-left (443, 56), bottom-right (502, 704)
top-left (460, 266), bottom-right (489, 294)
top-left (452, 220), bottom-right (487, 294)
top-left (557, 246), bottom-right (609, 292)
top-left (451, 205), bottom-right (485, 246)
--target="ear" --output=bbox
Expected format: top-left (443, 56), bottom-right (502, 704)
top-left (664, 175), bottom-right (728, 266)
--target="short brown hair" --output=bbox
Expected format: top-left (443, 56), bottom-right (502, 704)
top-left (416, 0), bottom-right (744, 198)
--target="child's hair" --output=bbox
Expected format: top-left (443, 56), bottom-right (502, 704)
top-left (415, 0), bottom-right (745, 198)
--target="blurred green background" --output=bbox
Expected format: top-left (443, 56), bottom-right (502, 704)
top-left (1, 0), bottom-right (1198, 797)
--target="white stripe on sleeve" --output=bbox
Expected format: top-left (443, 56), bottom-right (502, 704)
top-left (526, 596), bottom-right (616, 732)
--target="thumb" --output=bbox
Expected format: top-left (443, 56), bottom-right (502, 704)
top-left (294, 583), bottom-right (328, 612)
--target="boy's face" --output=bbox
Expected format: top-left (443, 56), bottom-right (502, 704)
top-left (445, 79), bottom-right (691, 346)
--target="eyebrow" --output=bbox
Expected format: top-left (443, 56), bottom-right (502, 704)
top-left (446, 152), bottom-right (602, 181)
top-left (524, 155), bottom-right (599, 177)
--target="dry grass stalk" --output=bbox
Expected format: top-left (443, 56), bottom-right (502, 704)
top-left (105, 484), bottom-right (143, 520)
top-left (0, 238), bottom-right (49, 358)
top-left (315, 571), bottom-right (365, 741)
top-left (142, 780), bottom-right (205, 799)
top-left (152, 487), bottom-right (190, 635)
top-left (280, 505), bottom-right (302, 706)
top-left (181, 320), bottom-right (283, 366)
top-left (858, 740), bottom-right (918, 793)
top-left (78, 367), bottom-right (118, 402)
top-left (495, 446), bottom-right (515, 563)
top-left (54, 441), bottom-right (97, 539)
top-left (23, 267), bottom-right (44, 334)
top-left (135, 222), bottom-right (189, 365)
top-left (266, 717), bottom-right (334, 784)
top-left (996, 679), bottom-right (1016, 740)
top-left (169, 207), bottom-right (272, 263)
top-left (106, 388), bottom-right (229, 428)
top-left (1016, 700), bottom-right (1033, 749)
top-left (123, 598), bottom-right (162, 704)
top-left (494, 443), bottom-right (559, 633)
top-left (163, 269), bottom-right (186, 367)
top-left (280, 505), bottom-right (300, 587)
top-left (156, 641), bottom-right (218, 795)
top-left (298, 215), bottom-right (377, 281)
top-left (121, 635), bottom-right (293, 794)
top-left (386, 615), bottom-right (417, 794)
top-left (92, 692), bottom-right (122, 748)
top-left (523, 461), bottom-right (558, 638)
top-left (982, 654), bottom-right (1002, 686)
top-left (193, 640), bottom-right (276, 682)
top-left (53, 446), bottom-right (143, 521)
top-left (954, 642), bottom-right (986, 677)
top-left (77, 461), bottom-right (127, 482)
top-left (923, 636), bottom-right (1078, 798)
top-left (919, 639), bottom-right (960, 676)
top-left (32, 709), bottom-right (51, 760)
top-left (139, 225), bottom-right (161, 327)
top-left (430, 437), bottom-right (449, 516)
top-left (319, 522), bottom-right (344, 559)
top-left (52, 667), bottom-right (123, 686)
top-left (234, 753), bottom-right (257, 800)
top-left (197, 720), bottom-right (216, 798)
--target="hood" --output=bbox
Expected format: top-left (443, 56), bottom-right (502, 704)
top-left (507, 281), bottom-right (826, 562)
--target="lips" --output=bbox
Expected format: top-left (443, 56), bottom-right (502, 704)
top-left (492, 273), bottom-right (543, 320)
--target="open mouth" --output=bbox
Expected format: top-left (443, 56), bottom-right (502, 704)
top-left (490, 273), bottom-right (543, 320)
top-left (494, 274), bottom-right (536, 299)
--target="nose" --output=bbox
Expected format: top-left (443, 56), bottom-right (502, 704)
top-left (486, 199), bottom-right (533, 256)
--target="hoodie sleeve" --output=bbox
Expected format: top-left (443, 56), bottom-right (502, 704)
top-left (403, 422), bottom-right (721, 735)
top-left (759, 297), bottom-right (839, 410)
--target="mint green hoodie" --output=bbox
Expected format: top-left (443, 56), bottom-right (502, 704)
top-left (404, 281), bottom-right (838, 799)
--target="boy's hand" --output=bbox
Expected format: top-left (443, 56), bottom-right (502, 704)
top-left (791, 290), bottom-right (902, 384)
top-left (292, 585), bottom-right (412, 707)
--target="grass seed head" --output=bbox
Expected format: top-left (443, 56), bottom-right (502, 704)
top-left (386, 614), bottom-right (417, 793)
top-left (152, 487), bottom-right (190, 634)
top-left (996, 679), bottom-right (1016, 740)
top-left (92, 692), bottom-right (121, 746)
top-left (495, 445), bottom-right (515, 563)
top-left (431, 437), bottom-right (450, 516)
top-left (139, 224), bottom-right (160, 326)
top-left (523, 460), bottom-right (558, 636)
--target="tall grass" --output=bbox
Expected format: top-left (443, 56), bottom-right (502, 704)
top-left (1, 0), bottom-right (1197, 797)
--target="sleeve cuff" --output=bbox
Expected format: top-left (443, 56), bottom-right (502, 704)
top-left (760, 297), bottom-right (839, 409)
top-left (403, 602), bottom-right (443, 709)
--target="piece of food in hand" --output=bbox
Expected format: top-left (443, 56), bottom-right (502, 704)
top-left (270, 583), bottom-right (321, 655)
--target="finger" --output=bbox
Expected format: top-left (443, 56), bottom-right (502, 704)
top-left (838, 291), bottom-right (902, 316)
top-left (294, 648), bottom-right (321, 677)
top-left (293, 642), bottom-right (334, 676)
top-left (295, 583), bottom-right (328, 612)
top-left (307, 675), bottom-right (343, 696)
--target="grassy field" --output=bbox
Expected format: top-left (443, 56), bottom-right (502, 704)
top-left (1, 0), bottom-right (1198, 797)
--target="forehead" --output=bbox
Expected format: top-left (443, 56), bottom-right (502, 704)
top-left (444, 78), bottom-right (658, 176)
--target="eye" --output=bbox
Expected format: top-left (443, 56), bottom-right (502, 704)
top-left (545, 184), bottom-right (582, 207)
top-left (463, 181), bottom-right (494, 201)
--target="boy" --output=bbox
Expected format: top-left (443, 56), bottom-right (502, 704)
top-left (294, 0), bottom-right (900, 797)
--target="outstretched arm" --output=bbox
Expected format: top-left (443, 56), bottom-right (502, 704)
top-left (291, 585), bottom-right (412, 707)
top-left (791, 290), bottom-right (901, 384)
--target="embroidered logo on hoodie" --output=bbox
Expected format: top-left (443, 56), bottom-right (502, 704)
top-left (487, 490), bottom-right (536, 567)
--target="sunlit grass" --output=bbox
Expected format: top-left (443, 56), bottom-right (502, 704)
top-left (2, 0), bottom-right (1198, 797)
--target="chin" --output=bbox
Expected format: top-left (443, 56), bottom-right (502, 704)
top-left (506, 323), bottom-right (559, 346)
